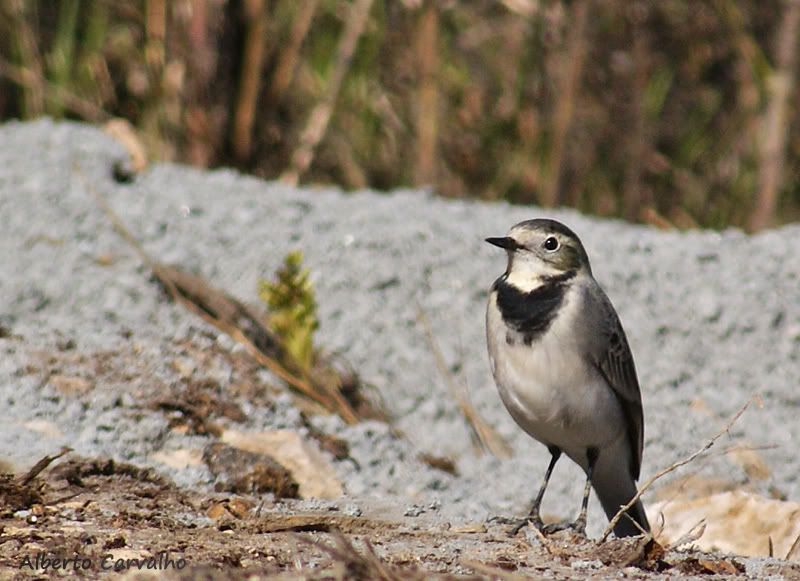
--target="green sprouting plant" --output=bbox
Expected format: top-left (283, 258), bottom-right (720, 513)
top-left (258, 251), bottom-right (319, 371)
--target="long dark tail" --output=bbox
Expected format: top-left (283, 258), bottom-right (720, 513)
top-left (591, 444), bottom-right (650, 538)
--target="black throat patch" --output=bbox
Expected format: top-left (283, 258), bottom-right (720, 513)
top-left (493, 271), bottom-right (576, 346)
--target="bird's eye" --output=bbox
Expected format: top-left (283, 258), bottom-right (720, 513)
top-left (543, 236), bottom-right (559, 252)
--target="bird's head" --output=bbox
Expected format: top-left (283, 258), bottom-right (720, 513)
top-left (486, 219), bottom-right (591, 289)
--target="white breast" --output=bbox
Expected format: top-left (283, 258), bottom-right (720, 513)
top-left (486, 285), bottom-right (624, 457)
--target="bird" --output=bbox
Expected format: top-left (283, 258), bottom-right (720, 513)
top-left (485, 218), bottom-right (650, 538)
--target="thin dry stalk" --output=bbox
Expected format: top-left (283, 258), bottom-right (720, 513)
top-left (599, 397), bottom-right (754, 542)
top-left (417, 308), bottom-right (512, 458)
top-left (413, 0), bottom-right (439, 187)
top-left (749, 0), bottom-right (800, 231)
top-left (540, 0), bottom-right (589, 208)
top-left (280, 0), bottom-right (375, 185)
top-left (266, 0), bottom-right (320, 104)
top-left (233, 0), bottom-right (268, 162)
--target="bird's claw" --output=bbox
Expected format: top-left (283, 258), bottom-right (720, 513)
top-left (540, 518), bottom-right (586, 536)
top-left (506, 517), bottom-right (587, 537)
top-left (507, 515), bottom-right (545, 536)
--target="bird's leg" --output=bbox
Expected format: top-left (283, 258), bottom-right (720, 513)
top-left (509, 446), bottom-right (561, 535)
top-left (570, 447), bottom-right (599, 535)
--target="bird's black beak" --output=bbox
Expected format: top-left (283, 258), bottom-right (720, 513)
top-left (485, 237), bottom-right (519, 251)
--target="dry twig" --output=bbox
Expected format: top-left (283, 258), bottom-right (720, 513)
top-left (600, 397), bottom-right (754, 542)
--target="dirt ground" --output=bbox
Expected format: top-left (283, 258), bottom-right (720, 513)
top-left (1, 324), bottom-right (799, 579)
top-left (4, 453), bottom-right (797, 580)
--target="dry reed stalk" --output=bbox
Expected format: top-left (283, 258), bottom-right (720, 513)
top-left (622, 23), bottom-right (649, 221)
top-left (749, 0), bottom-right (800, 231)
top-left (0, 55), bottom-right (109, 122)
top-left (233, 0), bottom-right (268, 162)
top-left (3, 0), bottom-right (45, 116)
top-left (540, 0), bottom-right (589, 208)
top-left (145, 0), bottom-right (166, 72)
top-left (280, 0), bottom-right (375, 186)
top-left (600, 397), bottom-right (754, 542)
top-left (266, 0), bottom-right (320, 105)
top-left (413, 0), bottom-right (439, 187)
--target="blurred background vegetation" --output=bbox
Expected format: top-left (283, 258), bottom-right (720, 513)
top-left (1, 0), bottom-right (799, 230)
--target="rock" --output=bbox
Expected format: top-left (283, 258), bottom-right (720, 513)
top-left (650, 490), bottom-right (800, 558)
top-left (202, 442), bottom-right (299, 498)
top-left (220, 430), bottom-right (343, 499)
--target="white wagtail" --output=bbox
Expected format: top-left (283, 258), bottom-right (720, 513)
top-left (485, 218), bottom-right (649, 538)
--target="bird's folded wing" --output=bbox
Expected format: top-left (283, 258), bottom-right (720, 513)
top-left (592, 306), bottom-right (645, 480)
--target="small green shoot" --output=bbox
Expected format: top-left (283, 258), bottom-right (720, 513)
top-left (258, 250), bottom-right (319, 371)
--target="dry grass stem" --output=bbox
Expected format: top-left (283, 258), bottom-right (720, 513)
top-left (600, 397), bottom-right (754, 542)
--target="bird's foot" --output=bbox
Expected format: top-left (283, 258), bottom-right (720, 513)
top-left (540, 517), bottom-right (587, 537)
top-left (505, 515), bottom-right (545, 537)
